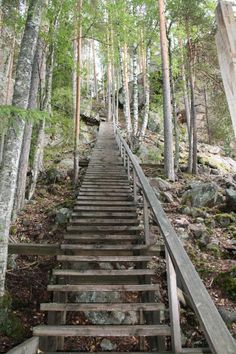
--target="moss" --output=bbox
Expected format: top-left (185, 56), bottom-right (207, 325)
top-left (214, 267), bottom-right (236, 301)
top-left (199, 155), bottom-right (229, 173)
top-left (0, 293), bottom-right (25, 339)
top-left (147, 148), bottom-right (162, 163)
top-left (207, 244), bottom-right (221, 257)
top-left (216, 213), bottom-right (236, 227)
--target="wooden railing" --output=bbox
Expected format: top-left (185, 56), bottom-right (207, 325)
top-left (6, 337), bottom-right (39, 354)
top-left (114, 126), bottom-right (236, 354)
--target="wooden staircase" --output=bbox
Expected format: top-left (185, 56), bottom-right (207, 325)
top-left (32, 122), bottom-right (236, 354)
top-left (34, 123), bottom-right (170, 353)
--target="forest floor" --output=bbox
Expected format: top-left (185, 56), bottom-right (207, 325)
top-left (1, 125), bottom-right (236, 352)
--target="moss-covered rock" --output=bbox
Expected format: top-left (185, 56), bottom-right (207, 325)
top-left (181, 182), bottom-right (221, 208)
top-left (216, 213), bottom-right (236, 227)
top-left (214, 267), bottom-right (236, 301)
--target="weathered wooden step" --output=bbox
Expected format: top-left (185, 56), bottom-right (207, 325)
top-left (77, 196), bottom-right (132, 201)
top-left (75, 201), bottom-right (136, 206)
top-left (66, 225), bottom-right (141, 233)
top-left (47, 284), bottom-right (159, 292)
top-left (82, 182), bottom-right (129, 186)
top-left (78, 192), bottom-right (131, 196)
top-left (33, 324), bottom-right (170, 337)
top-left (61, 244), bottom-right (148, 251)
top-left (80, 188), bottom-right (131, 192)
top-left (42, 351), bottom-right (210, 354)
top-left (69, 219), bottom-right (139, 225)
top-left (71, 212), bottom-right (137, 218)
top-left (64, 234), bottom-right (141, 241)
top-left (52, 269), bottom-right (155, 277)
top-left (40, 302), bottom-right (165, 312)
top-left (57, 255), bottom-right (153, 262)
top-left (74, 206), bottom-right (137, 211)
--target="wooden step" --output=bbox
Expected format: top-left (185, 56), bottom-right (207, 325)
top-left (47, 284), bottom-right (159, 292)
top-left (77, 196), bottom-right (132, 201)
top-left (61, 244), bottom-right (147, 251)
top-left (74, 206), bottom-right (137, 211)
top-left (42, 351), bottom-right (210, 354)
top-left (66, 225), bottom-right (141, 233)
top-left (75, 201), bottom-right (136, 205)
top-left (82, 182), bottom-right (130, 186)
top-left (40, 302), bottom-right (165, 312)
top-left (79, 188), bottom-right (131, 192)
top-left (78, 192), bottom-right (130, 196)
top-left (52, 269), bottom-right (155, 277)
top-left (33, 324), bottom-right (171, 337)
top-left (69, 219), bottom-right (139, 225)
top-left (71, 212), bottom-right (137, 218)
top-left (64, 234), bottom-right (142, 241)
top-left (57, 255), bottom-right (153, 262)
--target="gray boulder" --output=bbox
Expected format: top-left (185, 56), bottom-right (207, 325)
top-left (226, 188), bottom-right (236, 212)
top-left (182, 182), bottom-right (220, 208)
top-left (147, 111), bottom-right (160, 132)
top-left (55, 207), bottom-right (71, 224)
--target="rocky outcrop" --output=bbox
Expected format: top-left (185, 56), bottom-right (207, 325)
top-left (181, 182), bottom-right (222, 208)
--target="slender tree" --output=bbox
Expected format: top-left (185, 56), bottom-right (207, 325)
top-left (74, 0), bottom-right (83, 186)
top-left (158, 0), bottom-right (175, 181)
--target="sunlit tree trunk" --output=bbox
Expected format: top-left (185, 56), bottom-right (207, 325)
top-left (158, 0), bottom-right (175, 181)
top-left (92, 39), bottom-right (98, 101)
top-left (140, 47), bottom-right (150, 139)
top-left (120, 44), bottom-right (132, 136)
top-left (74, 0), bottom-right (83, 186)
top-left (0, 0), bottom-right (44, 297)
top-left (133, 45), bottom-right (139, 136)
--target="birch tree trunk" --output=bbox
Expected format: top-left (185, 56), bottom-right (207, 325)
top-left (120, 44), bottom-right (132, 136)
top-left (0, 0), bottom-right (44, 297)
top-left (140, 47), bottom-right (150, 139)
top-left (133, 45), bottom-right (139, 136)
top-left (158, 0), bottom-right (175, 181)
top-left (92, 39), bottom-right (98, 101)
top-left (74, 0), bottom-right (83, 186)
top-left (13, 38), bottom-right (43, 215)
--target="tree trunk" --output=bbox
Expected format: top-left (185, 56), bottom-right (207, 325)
top-left (140, 47), bottom-right (150, 139)
top-left (120, 44), bottom-right (132, 136)
top-left (0, 0), bottom-right (44, 297)
top-left (0, 132), bottom-right (5, 166)
top-left (133, 45), bottom-right (139, 136)
top-left (187, 26), bottom-right (197, 175)
top-left (5, 35), bottom-right (16, 105)
top-left (74, 0), bottom-right (83, 186)
top-left (168, 35), bottom-right (179, 171)
top-left (13, 38), bottom-right (43, 215)
top-left (92, 39), bottom-right (98, 101)
top-left (158, 0), bottom-right (175, 181)
top-left (204, 87), bottom-right (211, 144)
top-left (107, 33), bottom-right (112, 122)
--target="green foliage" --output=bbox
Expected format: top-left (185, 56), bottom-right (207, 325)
top-left (214, 267), bottom-right (236, 301)
top-left (0, 293), bottom-right (24, 339)
top-left (0, 106), bottom-right (49, 131)
top-left (52, 87), bottom-right (73, 118)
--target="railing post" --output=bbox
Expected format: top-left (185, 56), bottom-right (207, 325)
top-left (133, 169), bottom-right (137, 202)
top-left (143, 195), bottom-right (150, 246)
top-left (127, 156), bottom-right (130, 180)
top-left (166, 248), bottom-right (182, 353)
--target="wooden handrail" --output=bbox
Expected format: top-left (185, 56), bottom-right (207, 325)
top-left (114, 126), bottom-right (236, 354)
top-left (6, 337), bottom-right (39, 354)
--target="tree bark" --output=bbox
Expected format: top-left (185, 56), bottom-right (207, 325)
top-left (74, 0), bottom-right (83, 186)
top-left (13, 38), bottom-right (43, 215)
top-left (92, 39), bottom-right (98, 101)
top-left (204, 87), bottom-right (211, 144)
top-left (120, 44), bottom-right (132, 136)
top-left (140, 47), bottom-right (150, 139)
top-left (0, 0), bottom-right (44, 297)
top-left (158, 0), bottom-right (175, 181)
top-left (186, 26), bottom-right (197, 175)
top-left (133, 45), bottom-right (139, 136)
top-left (168, 35), bottom-right (179, 171)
